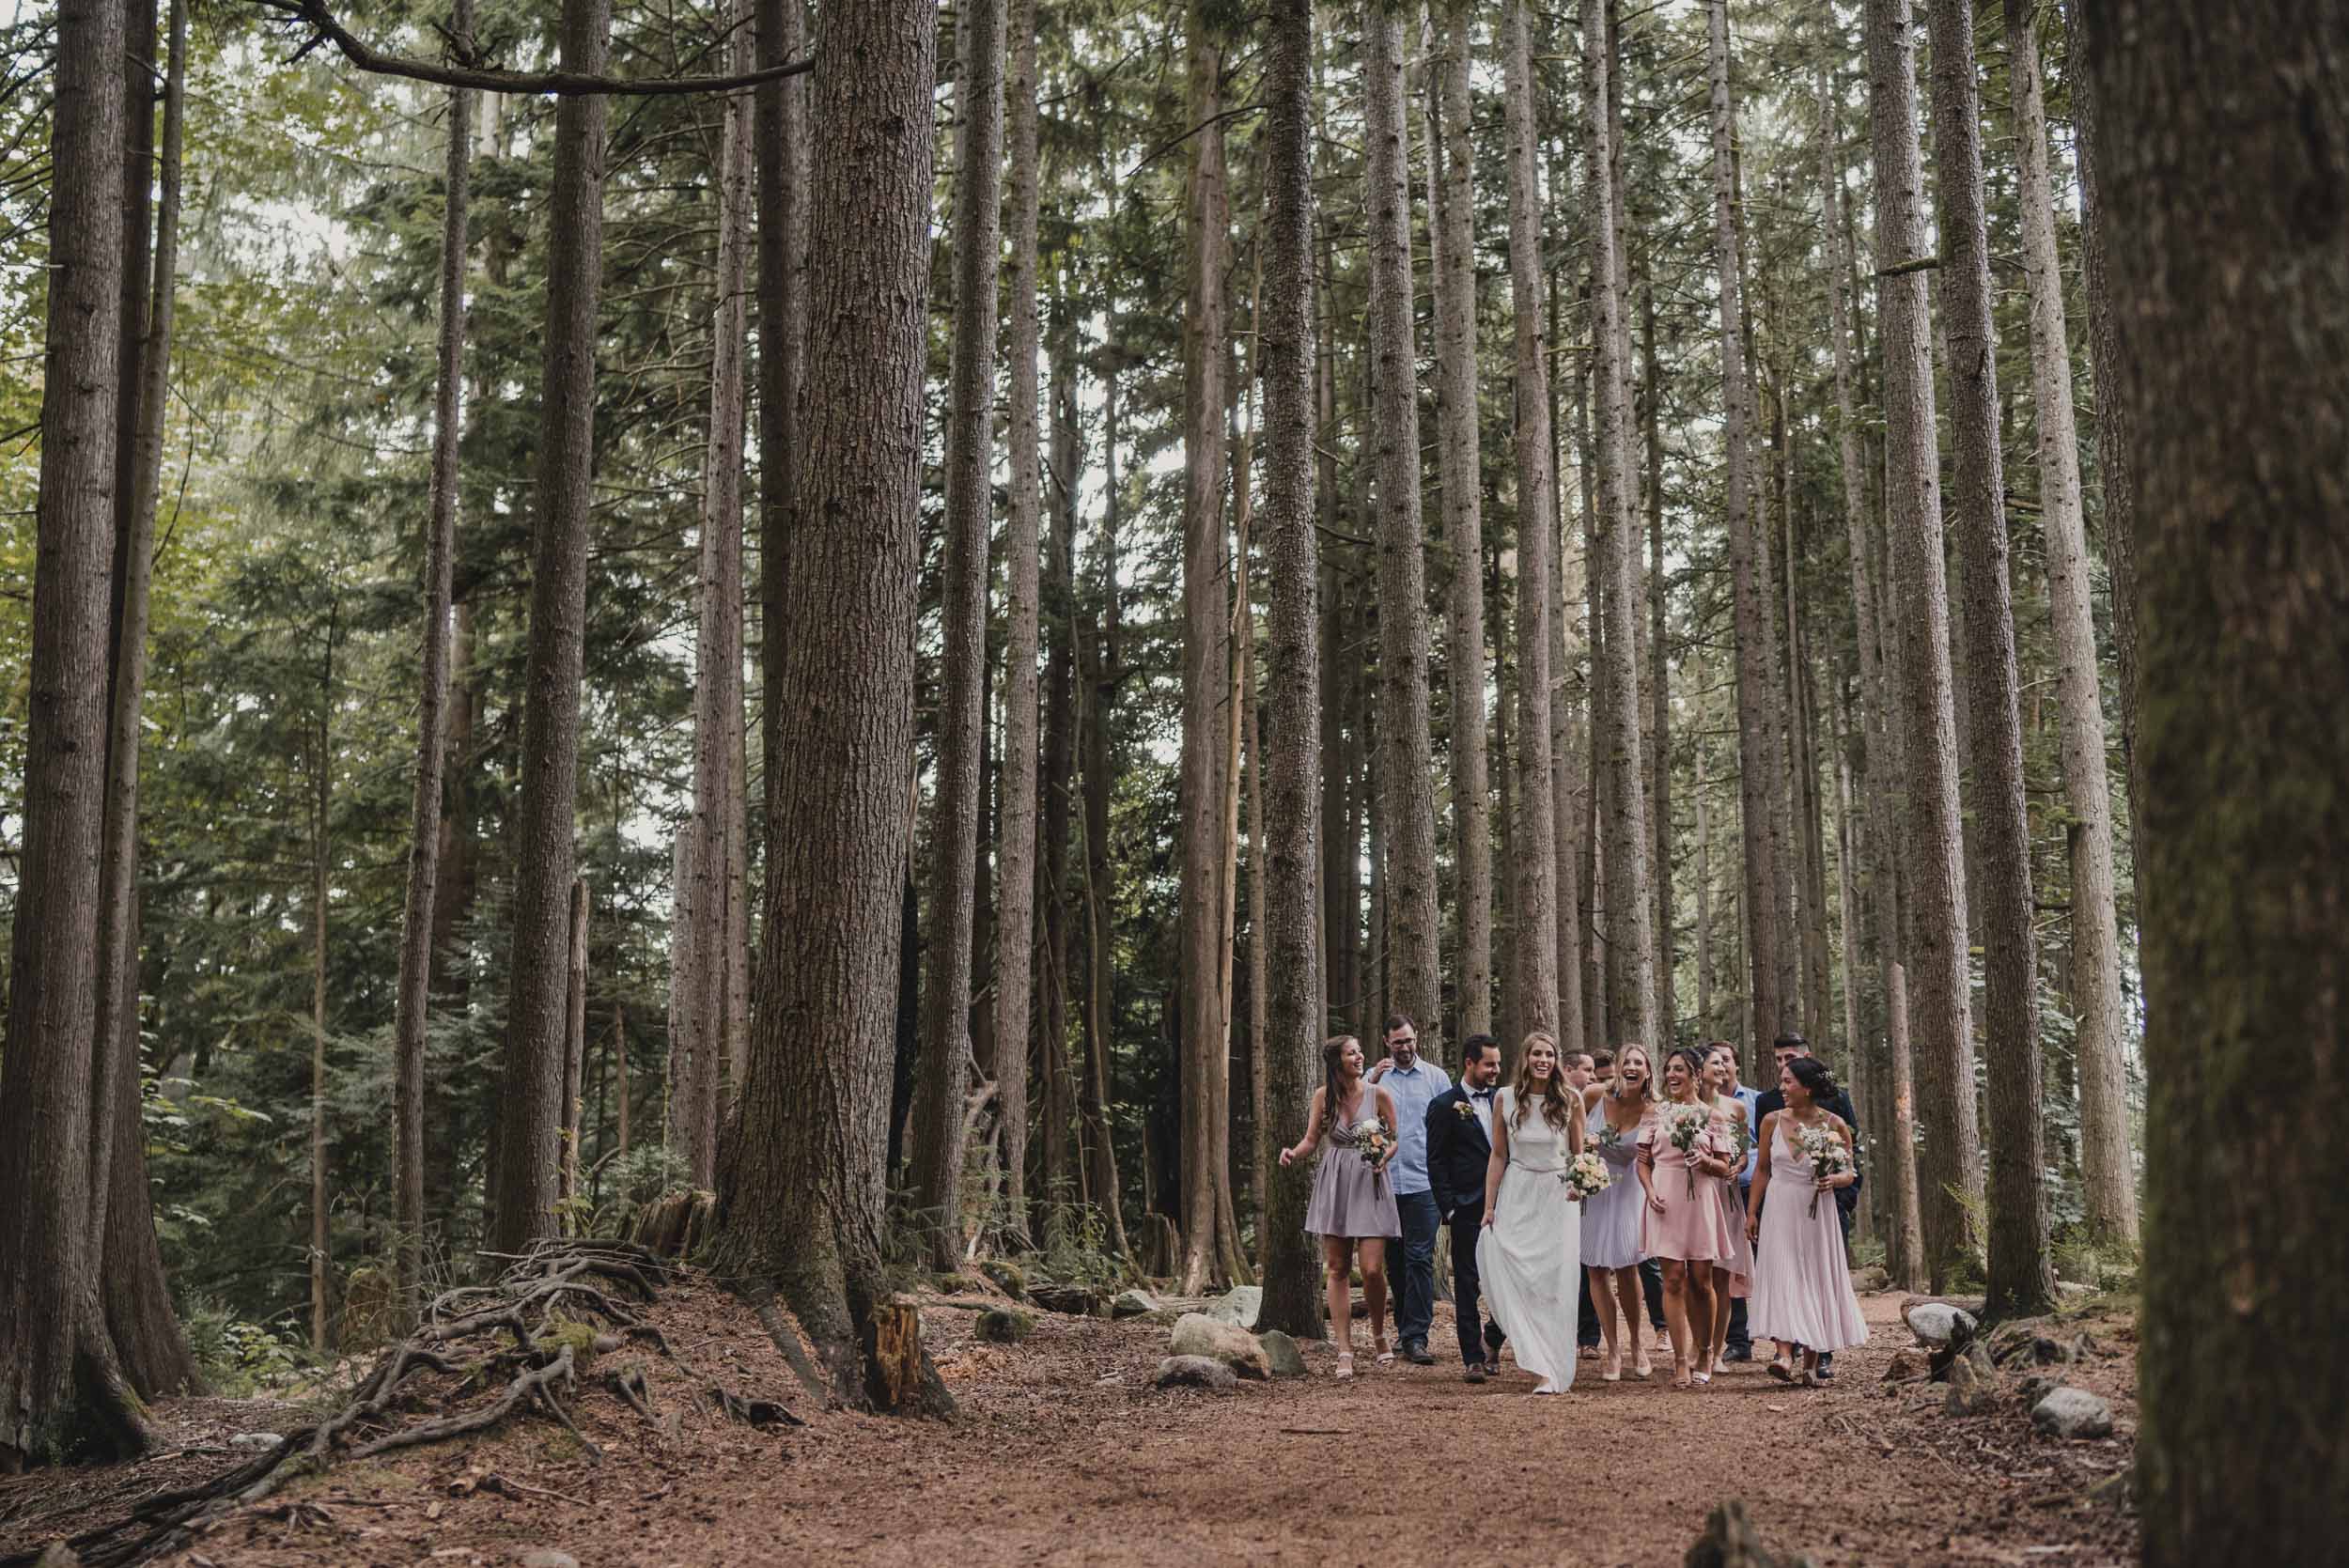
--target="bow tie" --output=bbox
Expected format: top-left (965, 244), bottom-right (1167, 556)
top-left (1470, 1089), bottom-right (1495, 1100)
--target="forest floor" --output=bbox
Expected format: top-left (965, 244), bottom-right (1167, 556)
top-left (0, 1272), bottom-right (2139, 1568)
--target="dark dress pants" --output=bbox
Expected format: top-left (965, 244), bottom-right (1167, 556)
top-left (1726, 1178), bottom-right (1753, 1353)
top-left (1395, 1189), bottom-right (1441, 1350)
top-left (1448, 1208), bottom-right (1504, 1367)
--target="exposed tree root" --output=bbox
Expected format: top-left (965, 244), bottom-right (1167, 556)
top-left (0, 1240), bottom-right (801, 1568)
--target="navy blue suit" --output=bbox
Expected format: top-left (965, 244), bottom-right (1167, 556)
top-left (1425, 1085), bottom-right (1505, 1367)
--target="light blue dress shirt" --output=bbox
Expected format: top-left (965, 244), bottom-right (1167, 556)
top-left (1731, 1082), bottom-right (1762, 1184)
top-left (1377, 1055), bottom-right (1452, 1197)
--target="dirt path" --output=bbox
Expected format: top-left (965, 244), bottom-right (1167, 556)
top-left (2, 1282), bottom-right (2138, 1568)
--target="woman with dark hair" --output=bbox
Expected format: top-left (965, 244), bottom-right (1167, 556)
top-left (1637, 1045), bottom-right (1737, 1388)
top-left (1745, 1055), bottom-right (1867, 1386)
top-left (1279, 1035), bottom-right (1401, 1377)
top-left (1579, 1044), bottom-right (1657, 1381)
top-left (1475, 1032), bottom-right (1586, 1394)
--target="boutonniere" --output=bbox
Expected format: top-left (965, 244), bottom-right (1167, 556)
top-left (1454, 1100), bottom-right (1475, 1119)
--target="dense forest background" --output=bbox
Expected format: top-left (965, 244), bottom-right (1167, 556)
top-left (0, 0), bottom-right (2155, 1367)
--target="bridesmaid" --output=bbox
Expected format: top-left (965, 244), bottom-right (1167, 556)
top-left (1637, 1045), bottom-right (1735, 1389)
top-left (1745, 1055), bottom-right (1867, 1386)
top-left (1579, 1046), bottom-right (1657, 1382)
top-left (1700, 1044), bottom-right (1753, 1375)
top-left (1279, 1035), bottom-right (1402, 1377)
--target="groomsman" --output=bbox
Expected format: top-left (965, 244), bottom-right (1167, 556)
top-left (1711, 1041), bottom-right (1764, 1362)
top-left (1425, 1035), bottom-right (1505, 1381)
top-left (1364, 1014), bottom-right (1449, 1365)
top-left (1751, 1032), bottom-right (1861, 1378)
top-left (1563, 1051), bottom-right (1602, 1355)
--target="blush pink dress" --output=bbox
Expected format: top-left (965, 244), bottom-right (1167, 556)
top-left (1747, 1117), bottom-right (1870, 1353)
top-left (1639, 1105), bottom-right (1727, 1263)
top-left (1709, 1102), bottom-right (1752, 1297)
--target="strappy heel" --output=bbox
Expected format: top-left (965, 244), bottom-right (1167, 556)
top-left (1334, 1352), bottom-right (1355, 1379)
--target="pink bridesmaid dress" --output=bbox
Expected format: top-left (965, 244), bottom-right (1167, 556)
top-left (1639, 1107), bottom-right (1727, 1263)
top-left (1747, 1116), bottom-right (1869, 1353)
top-left (1709, 1103), bottom-right (1752, 1296)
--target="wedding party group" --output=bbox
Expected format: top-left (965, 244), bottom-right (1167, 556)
top-left (1277, 1018), bottom-right (1869, 1392)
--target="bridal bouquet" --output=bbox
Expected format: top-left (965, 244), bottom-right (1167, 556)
top-left (1350, 1119), bottom-right (1397, 1172)
top-left (1662, 1104), bottom-right (1711, 1198)
top-left (1562, 1149), bottom-right (1612, 1201)
top-left (1794, 1122), bottom-right (1852, 1218)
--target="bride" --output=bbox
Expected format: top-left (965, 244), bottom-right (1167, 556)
top-left (1476, 1031), bottom-right (1587, 1394)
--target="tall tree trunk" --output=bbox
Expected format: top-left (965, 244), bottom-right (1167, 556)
top-left (2092, 5), bottom-right (2347, 1558)
top-left (310, 613), bottom-right (336, 1352)
top-left (1704, 1), bottom-right (1787, 1056)
top-left (1866, 0), bottom-right (1982, 1292)
top-left (2007, 0), bottom-right (2134, 1248)
top-left (492, 0), bottom-right (610, 1253)
top-left (708, 0), bottom-right (949, 1415)
top-left (391, 0), bottom-right (473, 1317)
top-left (1257, 0), bottom-right (1325, 1339)
top-left (1500, 2), bottom-right (1559, 1042)
top-left (1433, 0), bottom-right (1490, 1046)
top-left (1081, 337), bottom-right (1132, 1264)
top-left (3, 0), bottom-right (154, 1466)
top-left (910, 0), bottom-right (1005, 1270)
top-left (1586, 0), bottom-right (1655, 1052)
top-left (560, 880), bottom-right (589, 1225)
top-left (1364, 0), bottom-right (1442, 1047)
top-left (1695, 761), bottom-right (1715, 1035)
top-left (1821, 68), bottom-right (1923, 1285)
top-left (992, 0), bottom-right (1044, 1250)
top-left (1640, 276), bottom-right (1673, 1043)
top-left (1175, 0), bottom-right (1232, 1294)
top-left (1036, 290), bottom-right (1081, 1233)
top-left (1926, 0), bottom-right (2050, 1317)
top-left (92, 0), bottom-right (197, 1397)
top-left (755, 0), bottom-right (808, 837)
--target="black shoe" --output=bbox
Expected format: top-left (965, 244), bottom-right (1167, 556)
top-left (1722, 1345), bottom-right (1753, 1363)
top-left (1406, 1342), bottom-right (1437, 1366)
top-left (1814, 1355), bottom-right (1836, 1382)
top-left (1464, 1362), bottom-right (1487, 1384)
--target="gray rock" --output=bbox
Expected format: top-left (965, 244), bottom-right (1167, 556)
top-left (975, 1307), bottom-right (1035, 1343)
top-left (227, 1432), bottom-right (283, 1451)
top-left (1154, 1355), bottom-right (1237, 1394)
top-left (1257, 1328), bottom-right (1308, 1379)
top-left (978, 1260), bottom-right (1029, 1300)
top-left (1850, 1264), bottom-right (1891, 1294)
top-left (2031, 1385), bottom-right (2115, 1440)
top-left (515, 1552), bottom-right (580, 1568)
top-left (1942, 1349), bottom-right (1997, 1416)
top-left (1905, 1301), bottom-right (1978, 1348)
top-left (1110, 1288), bottom-right (1161, 1319)
top-left (1168, 1312), bottom-right (1272, 1379)
top-left (1204, 1284), bottom-right (1263, 1328)
top-left (32, 1543), bottom-right (82, 1568)
top-left (1684, 1499), bottom-right (1819, 1568)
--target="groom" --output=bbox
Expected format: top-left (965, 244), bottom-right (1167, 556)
top-left (1426, 1034), bottom-right (1505, 1382)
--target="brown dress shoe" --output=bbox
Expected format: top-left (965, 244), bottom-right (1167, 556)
top-left (1464, 1362), bottom-right (1488, 1384)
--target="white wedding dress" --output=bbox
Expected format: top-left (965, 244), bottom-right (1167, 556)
top-left (1475, 1086), bottom-right (1584, 1392)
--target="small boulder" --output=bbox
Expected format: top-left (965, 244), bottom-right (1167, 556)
top-left (1850, 1264), bottom-right (1890, 1294)
top-left (1168, 1312), bottom-right (1272, 1379)
top-left (1110, 1288), bottom-right (1161, 1319)
top-left (1942, 1348), bottom-right (1998, 1416)
top-left (1154, 1355), bottom-right (1237, 1394)
top-left (516, 1552), bottom-right (581, 1568)
top-left (1257, 1328), bottom-right (1309, 1379)
top-left (978, 1260), bottom-right (1030, 1300)
top-left (1684, 1499), bottom-right (1818, 1568)
top-left (976, 1307), bottom-right (1035, 1343)
top-left (1205, 1284), bottom-right (1264, 1328)
top-left (32, 1543), bottom-right (82, 1568)
top-left (1883, 1347), bottom-right (1931, 1382)
top-left (2031, 1385), bottom-right (2115, 1440)
top-left (1905, 1301), bottom-right (1978, 1348)
top-left (227, 1432), bottom-right (283, 1452)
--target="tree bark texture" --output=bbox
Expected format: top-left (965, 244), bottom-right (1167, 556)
top-left (1433, 0), bottom-right (1491, 1045)
top-left (1865, 0), bottom-right (1982, 1291)
top-left (493, 0), bottom-right (610, 1253)
top-left (2091, 4), bottom-right (2348, 1559)
top-left (755, 0), bottom-right (808, 836)
top-left (0, 0), bottom-right (150, 1466)
top-left (1585, 0), bottom-right (1657, 1052)
top-left (1175, 0), bottom-right (1233, 1294)
top-left (1364, 1), bottom-right (1442, 1048)
top-left (1641, 276), bottom-right (1673, 1044)
top-left (993, 0), bottom-right (1044, 1247)
top-left (1257, 0), bottom-right (1325, 1340)
top-left (708, 0), bottom-right (948, 1415)
top-left (2007, 0), bottom-right (2135, 1247)
top-left (910, 0), bottom-right (1005, 1270)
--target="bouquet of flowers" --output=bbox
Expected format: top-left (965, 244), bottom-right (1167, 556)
top-left (1794, 1122), bottom-right (1852, 1217)
top-left (1563, 1149), bottom-right (1612, 1201)
top-left (1662, 1104), bottom-right (1711, 1198)
top-left (1591, 1118), bottom-right (1624, 1155)
top-left (1350, 1119), bottom-right (1397, 1173)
